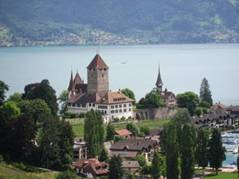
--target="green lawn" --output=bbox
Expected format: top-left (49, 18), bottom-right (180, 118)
top-left (205, 172), bottom-right (238, 179)
top-left (67, 118), bottom-right (170, 138)
top-left (0, 163), bottom-right (58, 179)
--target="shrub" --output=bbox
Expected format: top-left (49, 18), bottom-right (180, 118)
top-left (57, 170), bottom-right (77, 179)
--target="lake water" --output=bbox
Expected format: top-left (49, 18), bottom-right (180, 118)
top-left (0, 44), bottom-right (239, 105)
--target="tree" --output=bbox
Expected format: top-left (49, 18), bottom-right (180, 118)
top-left (164, 123), bottom-right (179, 179)
top-left (136, 154), bottom-right (146, 167)
top-left (58, 90), bottom-right (69, 115)
top-left (39, 117), bottom-right (74, 170)
top-left (0, 81), bottom-right (8, 106)
top-left (137, 89), bottom-right (165, 109)
top-left (121, 88), bottom-right (136, 104)
top-left (196, 129), bottom-right (209, 169)
top-left (151, 152), bottom-right (161, 179)
top-left (176, 91), bottom-right (200, 116)
top-left (0, 101), bottom-right (21, 120)
top-left (126, 123), bottom-right (139, 136)
top-left (109, 155), bottom-right (123, 179)
top-left (84, 110), bottom-right (104, 158)
top-left (8, 92), bottom-right (23, 104)
top-left (106, 122), bottom-right (115, 141)
top-left (208, 129), bottom-right (225, 174)
top-left (200, 78), bottom-right (213, 106)
top-left (140, 126), bottom-right (150, 136)
top-left (237, 155), bottom-right (239, 175)
top-left (180, 124), bottom-right (196, 179)
top-left (57, 170), bottom-right (77, 179)
top-left (99, 147), bottom-right (109, 162)
top-left (23, 79), bottom-right (58, 115)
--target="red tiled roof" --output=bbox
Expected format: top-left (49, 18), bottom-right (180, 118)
top-left (87, 54), bottom-right (108, 70)
top-left (115, 129), bottom-right (132, 137)
top-left (72, 158), bottom-right (109, 176)
top-left (100, 91), bottom-right (134, 104)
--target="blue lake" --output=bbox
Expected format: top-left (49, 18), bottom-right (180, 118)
top-left (0, 44), bottom-right (239, 104)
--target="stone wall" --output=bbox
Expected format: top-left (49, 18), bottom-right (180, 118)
top-left (135, 107), bottom-right (177, 120)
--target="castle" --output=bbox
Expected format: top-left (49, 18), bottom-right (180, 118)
top-left (67, 54), bottom-right (134, 123)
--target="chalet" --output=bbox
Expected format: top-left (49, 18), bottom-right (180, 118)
top-left (67, 54), bottom-right (134, 123)
top-left (115, 129), bottom-right (133, 139)
top-left (72, 159), bottom-right (109, 178)
top-left (110, 138), bottom-right (158, 161)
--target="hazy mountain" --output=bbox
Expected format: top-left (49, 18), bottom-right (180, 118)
top-left (0, 0), bottom-right (239, 46)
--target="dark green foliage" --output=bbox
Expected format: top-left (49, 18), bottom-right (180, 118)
top-left (200, 78), bottom-right (213, 106)
top-left (126, 123), bottom-right (139, 136)
top-left (58, 90), bottom-right (69, 115)
top-left (109, 155), bottom-right (123, 179)
top-left (39, 117), bottom-right (74, 170)
top-left (180, 124), bottom-right (196, 179)
top-left (0, 81), bottom-right (8, 106)
top-left (196, 129), bottom-right (209, 168)
top-left (164, 123), bottom-right (179, 179)
top-left (151, 152), bottom-right (161, 179)
top-left (208, 129), bottom-right (225, 174)
top-left (136, 155), bottom-right (146, 167)
top-left (137, 89), bottom-right (165, 109)
top-left (99, 147), bottom-right (109, 162)
top-left (84, 110), bottom-right (104, 158)
top-left (237, 155), bottom-right (239, 174)
top-left (127, 173), bottom-right (135, 179)
top-left (23, 80), bottom-right (58, 115)
top-left (176, 91), bottom-right (200, 115)
top-left (57, 170), bottom-right (77, 179)
top-left (121, 88), bottom-right (136, 104)
top-left (106, 123), bottom-right (115, 141)
top-left (140, 126), bottom-right (150, 136)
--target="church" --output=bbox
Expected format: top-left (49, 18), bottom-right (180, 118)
top-left (67, 54), bottom-right (134, 123)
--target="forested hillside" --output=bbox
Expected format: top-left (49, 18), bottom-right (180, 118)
top-left (0, 0), bottom-right (239, 46)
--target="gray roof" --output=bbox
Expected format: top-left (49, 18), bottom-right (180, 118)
top-left (122, 161), bottom-right (140, 168)
top-left (155, 65), bottom-right (163, 87)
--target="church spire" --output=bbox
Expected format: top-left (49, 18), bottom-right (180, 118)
top-left (156, 64), bottom-right (163, 92)
top-left (68, 70), bottom-right (74, 91)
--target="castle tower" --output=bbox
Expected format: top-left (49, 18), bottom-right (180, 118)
top-left (156, 65), bottom-right (163, 92)
top-left (87, 54), bottom-right (109, 96)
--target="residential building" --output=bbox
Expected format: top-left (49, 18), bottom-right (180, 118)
top-left (122, 161), bottom-right (140, 173)
top-left (73, 139), bottom-right (87, 161)
top-left (115, 129), bottom-right (133, 139)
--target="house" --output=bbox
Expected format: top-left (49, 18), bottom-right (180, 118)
top-left (110, 138), bottom-right (159, 162)
top-left (73, 139), bottom-right (87, 161)
top-left (226, 105), bottom-right (239, 118)
top-left (67, 54), bottom-right (134, 123)
top-left (72, 158), bottom-right (109, 178)
top-left (115, 129), bottom-right (132, 139)
top-left (155, 65), bottom-right (177, 108)
top-left (122, 161), bottom-right (140, 173)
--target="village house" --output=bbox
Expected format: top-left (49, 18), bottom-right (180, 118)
top-left (72, 158), bottom-right (109, 178)
top-left (122, 160), bottom-right (140, 173)
top-left (115, 129), bottom-right (133, 139)
top-left (192, 105), bottom-right (237, 128)
top-left (67, 54), bottom-right (134, 123)
top-left (73, 139), bottom-right (87, 161)
top-left (110, 138), bottom-right (159, 162)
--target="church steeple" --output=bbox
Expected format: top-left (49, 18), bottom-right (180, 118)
top-left (68, 70), bottom-right (74, 91)
top-left (156, 64), bottom-right (163, 92)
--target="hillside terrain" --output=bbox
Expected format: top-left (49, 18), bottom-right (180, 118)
top-left (0, 0), bottom-right (239, 47)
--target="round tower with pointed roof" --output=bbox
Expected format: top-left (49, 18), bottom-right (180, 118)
top-left (87, 54), bottom-right (109, 96)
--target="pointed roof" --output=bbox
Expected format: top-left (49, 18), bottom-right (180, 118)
top-left (68, 71), bottom-right (74, 91)
top-left (155, 64), bottom-right (163, 87)
top-left (74, 72), bottom-right (83, 85)
top-left (87, 54), bottom-right (108, 70)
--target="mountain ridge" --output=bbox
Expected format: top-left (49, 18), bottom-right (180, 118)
top-left (0, 0), bottom-right (239, 47)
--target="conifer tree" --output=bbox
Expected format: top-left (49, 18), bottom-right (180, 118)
top-left (0, 80), bottom-right (8, 106)
top-left (200, 78), bottom-right (213, 106)
top-left (84, 110), bottom-right (104, 158)
top-left (151, 152), bottom-right (161, 179)
top-left (109, 155), bottom-right (123, 179)
top-left (180, 124), bottom-right (196, 179)
top-left (196, 129), bottom-right (209, 169)
top-left (99, 147), bottom-right (109, 162)
top-left (106, 122), bottom-right (115, 141)
top-left (208, 129), bottom-right (225, 174)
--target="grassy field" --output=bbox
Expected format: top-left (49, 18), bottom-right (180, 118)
top-left (0, 163), bottom-right (58, 179)
top-left (68, 118), bottom-right (170, 138)
top-left (205, 172), bottom-right (238, 179)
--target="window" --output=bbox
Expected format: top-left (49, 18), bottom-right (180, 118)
top-left (124, 109), bottom-right (127, 112)
top-left (129, 103), bottom-right (132, 107)
top-left (111, 105), bottom-right (114, 109)
top-left (124, 104), bottom-right (127, 107)
top-left (119, 109), bottom-right (122, 113)
top-left (129, 108), bottom-right (131, 111)
top-left (89, 103), bottom-right (91, 107)
top-left (119, 104), bottom-right (122, 108)
top-left (115, 105), bottom-right (118, 108)
top-left (111, 110), bottom-right (114, 114)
